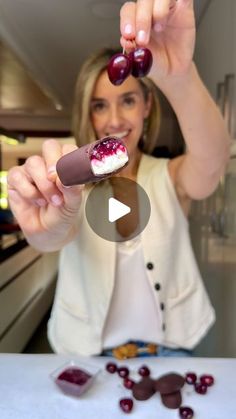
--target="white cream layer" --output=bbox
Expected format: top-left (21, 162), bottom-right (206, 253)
top-left (91, 149), bottom-right (128, 175)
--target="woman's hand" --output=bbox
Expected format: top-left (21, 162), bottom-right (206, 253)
top-left (120, 0), bottom-right (195, 79)
top-left (7, 139), bottom-right (84, 251)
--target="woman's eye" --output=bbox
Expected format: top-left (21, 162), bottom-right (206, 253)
top-left (91, 102), bottom-right (106, 112)
top-left (123, 96), bottom-right (136, 106)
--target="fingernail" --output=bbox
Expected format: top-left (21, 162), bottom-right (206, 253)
top-left (48, 165), bottom-right (56, 173)
top-left (48, 165), bottom-right (57, 181)
top-left (48, 165), bottom-right (57, 176)
top-left (51, 194), bottom-right (63, 206)
top-left (137, 30), bottom-right (147, 43)
top-left (124, 24), bottom-right (132, 35)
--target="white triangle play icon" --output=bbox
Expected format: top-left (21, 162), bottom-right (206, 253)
top-left (108, 197), bottom-right (131, 223)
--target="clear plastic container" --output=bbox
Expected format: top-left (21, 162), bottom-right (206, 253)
top-left (50, 360), bottom-right (100, 397)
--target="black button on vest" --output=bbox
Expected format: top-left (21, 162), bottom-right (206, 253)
top-left (146, 262), bottom-right (154, 270)
top-left (160, 302), bottom-right (165, 311)
top-left (154, 283), bottom-right (161, 291)
top-left (162, 323), bottom-right (166, 332)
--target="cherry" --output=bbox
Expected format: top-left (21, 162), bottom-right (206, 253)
top-left (185, 372), bottom-right (197, 385)
top-left (138, 365), bottom-right (150, 377)
top-left (105, 362), bottom-right (117, 374)
top-left (107, 53), bottom-right (132, 85)
top-left (200, 374), bottom-right (214, 387)
top-left (128, 47), bottom-right (153, 78)
top-left (118, 366), bottom-right (130, 378)
top-left (90, 138), bottom-right (126, 161)
top-left (195, 382), bottom-right (207, 395)
top-left (119, 398), bottom-right (134, 413)
top-left (123, 377), bottom-right (135, 390)
top-left (179, 406), bottom-right (194, 419)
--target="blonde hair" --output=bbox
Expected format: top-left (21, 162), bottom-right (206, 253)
top-left (72, 48), bottom-right (161, 154)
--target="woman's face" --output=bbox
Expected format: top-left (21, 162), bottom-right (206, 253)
top-left (90, 70), bottom-right (152, 158)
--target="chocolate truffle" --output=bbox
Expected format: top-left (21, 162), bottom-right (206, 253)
top-left (154, 372), bottom-right (185, 394)
top-left (56, 136), bottom-right (129, 186)
top-left (161, 390), bottom-right (182, 409)
top-left (132, 377), bottom-right (156, 401)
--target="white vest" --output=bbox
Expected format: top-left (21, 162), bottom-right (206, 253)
top-left (48, 154), bottom-right (215, 356)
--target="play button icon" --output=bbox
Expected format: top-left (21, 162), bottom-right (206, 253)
top-left (85, 177), bottom-right (151, 242)
top-left (108, 198), bottom-right (131, 222)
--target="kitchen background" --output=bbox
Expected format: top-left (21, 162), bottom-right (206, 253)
top-left (0, 0), bottom-right (235, 356)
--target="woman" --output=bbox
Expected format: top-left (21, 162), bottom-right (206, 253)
top-left (7, 0), bottom-right (230, 358)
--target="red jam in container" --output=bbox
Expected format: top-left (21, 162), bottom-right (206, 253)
top-left (51, 360), bottom-right (100, 397)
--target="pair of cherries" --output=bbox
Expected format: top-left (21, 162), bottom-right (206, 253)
top-left (107, 47), bottom-right (153, 85)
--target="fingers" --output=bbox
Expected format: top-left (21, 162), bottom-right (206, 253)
top-left (42, 138), bottom-right (64, 181)
top-left (7, 138), bottom-right (66, 208)
top-left (120, 0), bottom-right (175, 46)
top-left (7, 140), bottom-right (84, 235)
top-left (120, 1), bottom-right (136, 44)
top-left (8, 157), bottom-right (64, 208)
top-left (7, 188), bottom-right (37, 227)
top-left (56, 180), bottom-right (84, 213)
top-left (135, 0), bottom-right (154, 45)
top-left (152, 0), bottom-right (174, 21)
top-left (55, 143), bottom-right (85, 211)
top-left (61, 142), bottom-right (78, 156)
top-left (42, 138), bottom-right (83, 209)
top-left (42, 138), bottom-right (78, 180)
top-left (7, 165), bottom-right (48, 207)
top-left (25, 155), bottom-right (64, 207)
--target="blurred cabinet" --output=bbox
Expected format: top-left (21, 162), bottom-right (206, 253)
top-left (195, 0), bottom-right (236, 139)
top-left (191, 0), bottom-right (236, 357)
top-left (0, 246), bottom-right (59, 352)
top-left (194, 0), bottom-right (234, 99)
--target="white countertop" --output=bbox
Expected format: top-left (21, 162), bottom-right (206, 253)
top-left (0, 354), bottom-right (235, 419)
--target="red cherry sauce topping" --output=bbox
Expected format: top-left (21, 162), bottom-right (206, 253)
top-left (200, 374), bottom-right (214, 387)
top-left (138, 365), bottom-right (150, 377)
top-left (107, 53), bottom-right (132, 85)
top-left (90, 138), bottom-right (127, 163)
top-left (123, 377), bottom-right (135, 390)
top-left (105, 362), bottom-right (117, 374)
top-left (185, 372), bottom-right (197, 385)
top-left (119, 398), bottom-right (134, 413)
top-left (195, 382), bottom-right (207, 395)
top-left (129, 47), bottom-right (153, 78)
top-left (57, 367), bottom-right (91, 385)
top-left (118, 366), bottom-right (129, 378)
top-left (179, 406), bottom-right (194, 419)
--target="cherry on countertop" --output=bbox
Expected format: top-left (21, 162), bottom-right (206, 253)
top-left (200, 374), bottom-right (215, 387)
top-left (118, 366), bottom-right (130, 378)
top-left (105, 362), bottom-right (117, 374)
top-left (185, 372), bottom-right (197, 385)
top-left (179, 406), bottom-right (194, 418)
top-left (195, 382), bottom-right (208, 395)
top-left (123, 377), bottom-right (135, 390)
top-left (138, 365), bottom-right (151, 377)
top-left (119, 398), bottom-right (134, 413)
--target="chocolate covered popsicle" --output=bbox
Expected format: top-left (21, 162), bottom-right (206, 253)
top-left (56, 136), bottom-right (129, 186)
